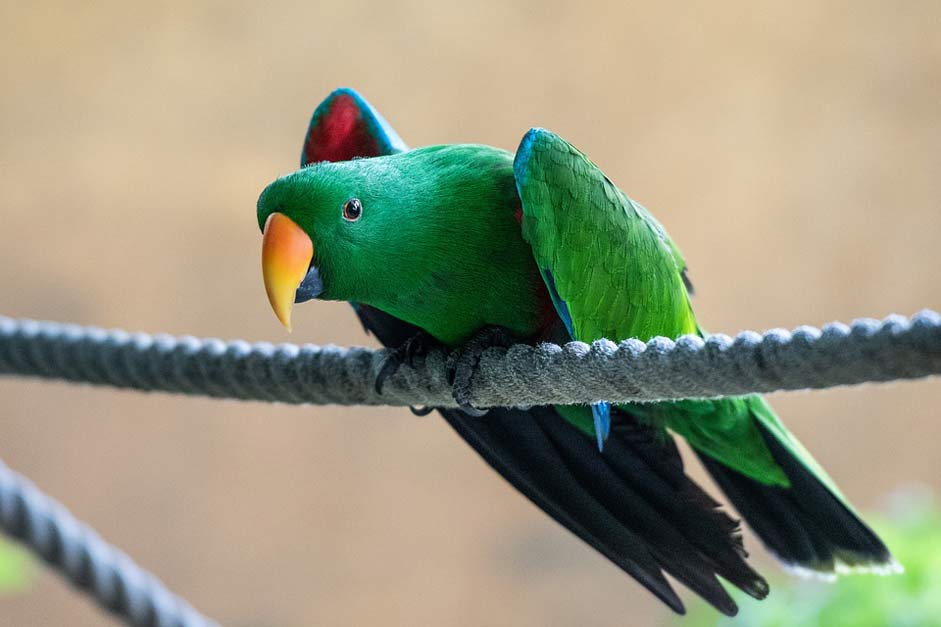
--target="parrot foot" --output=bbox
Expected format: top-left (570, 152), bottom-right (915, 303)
top-left (375, 331), bottom-right (439, 395)
top-left (446, 326), bottom-right (516, 417)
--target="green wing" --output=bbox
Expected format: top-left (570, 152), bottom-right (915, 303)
top-left (513, 128), bottom-right (697, 343)
top-left (512, 129), bottom-right (886, 570)
top-left (513, 129), bottom-right (791, 485)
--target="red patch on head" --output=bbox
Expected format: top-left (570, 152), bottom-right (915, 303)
top-left (302, 94), bottom-right (382, 164)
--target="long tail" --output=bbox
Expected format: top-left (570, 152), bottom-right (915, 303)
top-left (697, 418), bottom-right (898, 577)
top-left (443, 405), bottom-right (769, 616)
top-left (355, 305), bottom-right (768, 614)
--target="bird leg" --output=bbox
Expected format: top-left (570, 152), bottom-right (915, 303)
top-left (375, 331), bottom-right (441, 416)
top-left (447, 326), bottom-right (517, 417)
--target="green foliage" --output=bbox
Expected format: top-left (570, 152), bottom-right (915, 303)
top-left (679, 487), bottom-right (941, 627)
top-left (0, 537), bottom-right (33, 593)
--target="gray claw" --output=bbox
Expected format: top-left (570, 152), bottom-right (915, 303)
top-left (375, 332), bottom-right (436, 395)
top-left (447, 326), bottom-right (516, 417)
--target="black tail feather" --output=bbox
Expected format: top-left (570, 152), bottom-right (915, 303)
top-left (443, 405), bottom-right (769, 616)
top-left (538, 413), bottom-right (759, 611)
top-left (604, 418), bottom-right (769, 599)
top-left (355, 306), bottom-right (769, 614)
top-left (697, 420), bottom-right (893, 574)
top-left (442, 406), bottom-right (687, 614)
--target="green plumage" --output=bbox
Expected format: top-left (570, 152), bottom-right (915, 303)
top-left (516, 130), bottom-right (697, 342)
top-left (516, 130), bottom-right (793, 487)
top-left (259, 145), bottom-right (549, 344)
top-left (257, 120), bottom-right (892, 588)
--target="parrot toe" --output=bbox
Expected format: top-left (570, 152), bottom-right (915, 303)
top-left (446, 326), bottom-right (517, 417)
top-left (375, 331), bottom-right (440, 394)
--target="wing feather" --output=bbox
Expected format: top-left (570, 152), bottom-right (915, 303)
top-left (514, 129), bottom-right (697, 345)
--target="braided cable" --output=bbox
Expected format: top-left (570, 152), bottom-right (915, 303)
top-left (0, 459), bottom-right (218, 627)
top-left (1, 311), bottom-right (940, 408)
top-left (2, 309), bottom-right (941, 627)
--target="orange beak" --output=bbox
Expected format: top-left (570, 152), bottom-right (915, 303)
top-left (261, 212), bottom-right (313, 331)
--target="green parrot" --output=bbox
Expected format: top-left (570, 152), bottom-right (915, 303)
top-left (256, 88), bottom-right (896, 616)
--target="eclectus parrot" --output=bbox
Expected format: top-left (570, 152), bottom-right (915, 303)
top-left (256, 88), bottom-right (897, 616)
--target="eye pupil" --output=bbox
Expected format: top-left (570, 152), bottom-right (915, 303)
top-left (343, 198), bottom-right (362, 221)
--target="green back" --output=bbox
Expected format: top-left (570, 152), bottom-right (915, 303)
top-left (515, 129), bottom-right (697, 342)
top-left (514, 129), bottom-right (797, 486)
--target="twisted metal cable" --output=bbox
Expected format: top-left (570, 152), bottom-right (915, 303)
top-left (1, 310), bottom-right (940, 408)
top-left (0, 458), bottom-right (219, 627)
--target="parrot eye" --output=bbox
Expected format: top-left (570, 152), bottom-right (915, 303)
top-left (342, 198), bottom-right (363, 222)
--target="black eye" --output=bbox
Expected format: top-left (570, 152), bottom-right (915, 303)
top-left (342, 198), bottom-right (362, 222)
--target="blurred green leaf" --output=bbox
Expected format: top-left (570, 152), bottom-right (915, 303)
top-left (0, 537), bottom-right (34, 594)
top-left (679, 486), bottom-right (941, 627)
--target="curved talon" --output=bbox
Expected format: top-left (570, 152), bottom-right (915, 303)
top-left (375, 332), bottom-right (436, 395)
top-left (448, 355), bottom-right (489, 416)
top-left (447, 326), bottom-right (516, 417)
top-left (458, 402), bottom-right (489, 418)
top-left (375, 353), bottom-right (402, 394)
top-left (409, 405), bottom-right (435, 416)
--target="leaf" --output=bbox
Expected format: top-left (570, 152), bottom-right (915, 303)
top-left (678, 486), bottom-right (941, 627)
top-left (0, 538), bottom-right (34, 594)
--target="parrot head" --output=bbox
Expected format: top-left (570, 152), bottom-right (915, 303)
top-left (257, 86), bottom-right (408, 332)
top-left (257, 144), bottom-right (521, 333)
top-left (256, 88), bottom-right (531, 340)
top-left (257, 159), bottom-right (396, 331)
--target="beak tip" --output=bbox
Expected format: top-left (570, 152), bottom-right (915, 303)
top-left (262, 212), bottom-right (313, 334)
top-left (271, 300), bottom-right (294, 333)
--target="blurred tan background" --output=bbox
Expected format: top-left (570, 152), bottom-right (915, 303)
top-left (1, 1), bottom-right (940, 625)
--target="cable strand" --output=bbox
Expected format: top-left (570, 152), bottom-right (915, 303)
top-left (1, 309), bottom-right (941, 627)
top-left (0, 459), bottom-right (218, 627)
top-left (1, 311), bottom-right (940, 408)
